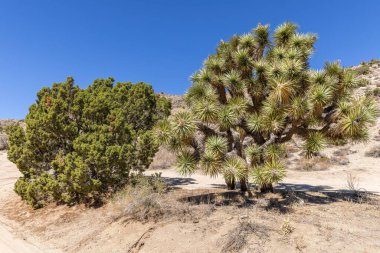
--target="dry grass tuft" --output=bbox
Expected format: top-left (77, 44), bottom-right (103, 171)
top-left (365, 146), bottom-right (380, 158)
top-left (222, 221), bottom-right (254, 252)
top-left (112, 177), bottom-right (215, 223)
top-left (296, 157), bottom-right (331, 171)
top-left (333, 147), bottom-right (357, 156)
top-left (221, 220), bottom-right (268, 253)
top-left (346, 173), bottom-right (360, 193)
top-left (345, 173), bottom-right (372, 204)
top-left (112, 174), bottom-right (167, 222)
top-left (330, 155), bottom-right (350, 165)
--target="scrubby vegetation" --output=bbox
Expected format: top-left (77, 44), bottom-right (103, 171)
top-left (112, 174), bottom-right (167, 221)
top-left (365, 145), bottom-right (380, 158)
top-left (155, 22), bottom-right (377, 192)
top-left (350, 64), bottom-right (370, 76)
top-left (7, 77), bottom-right (170, 208)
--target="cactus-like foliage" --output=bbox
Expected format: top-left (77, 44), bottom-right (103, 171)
top-left (156, 22), bottom-right (377, 192)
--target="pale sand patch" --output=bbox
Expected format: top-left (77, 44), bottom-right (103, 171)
top-left (0, 151), bottom-right (61, 253)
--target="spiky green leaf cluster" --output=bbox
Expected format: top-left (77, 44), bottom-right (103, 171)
top-left (156, 22), bottom-right (377, 191)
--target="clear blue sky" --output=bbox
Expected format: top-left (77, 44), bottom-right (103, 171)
top-left (1, 0), bottom-right (379, 118)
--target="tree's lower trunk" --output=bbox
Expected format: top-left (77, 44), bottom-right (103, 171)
top-left (225, 178), bottom-right (236, 190)
top-left (240, 178), bottom-right (248, 192)
top-left (259, 183), bottom-right (273, 193)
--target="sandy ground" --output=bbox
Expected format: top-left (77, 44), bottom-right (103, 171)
top-left (1, 140), bottom-right (380, 253)
top-left (0, 223), bottom-right (43, 253)
top-left (0, 151), bottom-right (52, 253)
top-left (147, 138), bottom-right (380, 194)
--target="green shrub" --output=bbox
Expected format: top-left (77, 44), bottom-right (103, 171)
top-left (7, 77), bottom-right (170, 208)
top-left (369, 59), bottom-right (380, 65)
top-left (351, 65), bottom-right (370, 76)
top-left (357, 78), bottom-right (370, 87)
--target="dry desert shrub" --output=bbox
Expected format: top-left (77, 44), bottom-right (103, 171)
top-left (356, 78), bottom-right (370, 87)
top-left (332, 147), bottom-right (357, 156)
top-left (296, 157), bottom-right (331, 171)
top-left (346, 173), bottom-right (360, 192)
top-left (281, 217), bottom-right (295, 236)
top-left (112, 174), bottom-right (167, 222)
top-left (346, 173), bottom-right (372, 204)
top-left (330, 147), bottom-right (356, 165)
top-left (112, 176), bottom-right (214, 222)
top-left (330, 155), bottom-right (350, 165)
top-left (221, 220), bottom-right (268, 253)
top-left (365, 146), bottom-right (380, 157)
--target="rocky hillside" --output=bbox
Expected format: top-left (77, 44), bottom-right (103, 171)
top-left (0, 119), bottom-right (24, 150)
top-left (352, 59), bottom-right (380, 95)
top-left (158, 93), bottom-right (186, 112)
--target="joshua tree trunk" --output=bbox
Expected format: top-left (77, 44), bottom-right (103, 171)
top-left (240, 178), bottom-right (248, 192)
top-left (225, 178), bottom-right (236, 190)
top-left (259, 183), bottom-right (273, 193)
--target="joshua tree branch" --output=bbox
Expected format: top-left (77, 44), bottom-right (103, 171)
top-left (237, 119), bottom-right (265, 145)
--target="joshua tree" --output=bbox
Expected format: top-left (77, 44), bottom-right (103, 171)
top-left (155, 22), bottom-right (377, 192)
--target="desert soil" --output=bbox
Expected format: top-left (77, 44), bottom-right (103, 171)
top-left (148, 115), bottom-right (380, 194)
top-left (0, 151), bottom-right (56, 253)
top-left (1, 142), bottom-right (380, 252)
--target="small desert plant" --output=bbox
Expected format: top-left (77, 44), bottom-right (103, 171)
top-left (330, 156), bottom-right (349, 165)
top-left (332, 147), bottom-right (356, 156)
top-left (346, 173), bottom-right (370, 203)
top-left (373, 87), bottom-right (380, 97)
top-left (281, 217), bottom-right (295, 236)
top-left (221, 221), bottom-right (257, 252)
top-left (351, 64), bottom-right (370, 76)
top-left (369, 59), bottom-right (380, 65)
top-left (365, 145), bottom-right (380, 157)
top-left (356, 78), bottom-right (370, 87)
top-left (113, 174), bottom-right (167, 221)
top-left (297, 157), bottom-right (331, 171)
top-left (346, 173), bottom-right (360, 192)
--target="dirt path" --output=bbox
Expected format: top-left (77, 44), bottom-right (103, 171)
top-left (0, 151), bottom-right (59, 253)
top-left (0, 222), bottom-right (43, 253)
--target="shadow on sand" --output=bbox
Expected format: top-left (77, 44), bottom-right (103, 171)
top-left (175, 182), bottom-right (376, 214)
